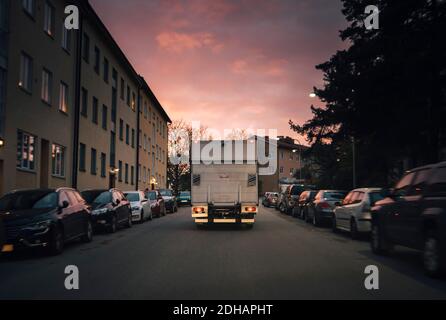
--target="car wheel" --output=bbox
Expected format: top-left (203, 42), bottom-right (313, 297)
top-left (49, 226), bottom-right (64, 255)
top-left (312, 213), bottom-right (319, 226)
top-left (423, 230), bottom-right (444, 278)
top-left (108, 215), bottom-right (118, 233)
top-left (81, 220), bottom-right (93, 243)
top-left (350, 218), bottom-right (359, 240)
top-left (332, 215), bottom-right (338, 233)
top-left (126, 211), bottom-right (133, 228)
top-left (140, 210), bottom-right (145, 223)
top-left (370, 222), bottom-right (392, 255)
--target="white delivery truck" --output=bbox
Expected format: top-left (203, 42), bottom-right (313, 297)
top-left (191, 140), bottom-right (258, 228)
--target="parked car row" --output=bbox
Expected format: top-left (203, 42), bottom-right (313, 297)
top-left (0, 187), bottom-right (177, 256)
top-left (263, 161), bottom-right (446, 278)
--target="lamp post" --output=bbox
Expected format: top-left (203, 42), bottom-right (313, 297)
top-left (109, 167), bottom-right (119, 189)
top-left (0, 137), bottom-right (4, 148)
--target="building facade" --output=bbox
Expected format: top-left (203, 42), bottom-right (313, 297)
top-left (0, 0), bottom-right (170, 197)
top-left (259, 136), bottom-right (306, 194)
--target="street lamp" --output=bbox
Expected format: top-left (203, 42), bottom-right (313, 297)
top-left (292, 148), bottom-right (303, 181)
top-left (309, 93), bottom-right (316, 98)
top-left (0, 137), bottom-right (4, 148)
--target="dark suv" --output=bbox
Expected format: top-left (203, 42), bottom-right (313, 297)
top-left (293, 190), bottom-right (318, 219)
top-left (371, 162), bottom-right (446, 277)
top-left (81, 189), bottom-right (132, 233)
top-left (0, 188), bottom-right (93, 255)
top-left (279, 185), bottom-right (307, 214)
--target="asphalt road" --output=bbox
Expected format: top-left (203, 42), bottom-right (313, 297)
top-left (1, 205), bottom-right (446, 300)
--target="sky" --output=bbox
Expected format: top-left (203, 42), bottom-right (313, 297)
top-left (90, 0), bottom-right (347, 143)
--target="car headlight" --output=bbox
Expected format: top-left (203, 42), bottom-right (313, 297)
top-left (92, 208), bottom-right (108, 215)
top-left (26, 220), bottom-right (52, 231)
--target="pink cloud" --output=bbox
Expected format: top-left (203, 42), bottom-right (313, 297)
top-left (156, 31), bottom-right (223, 53)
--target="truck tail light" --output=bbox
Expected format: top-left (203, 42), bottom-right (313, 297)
top-left (193, 207), bottom-right (205, 214)
top-left (245, 206), bottom-right (257, 212)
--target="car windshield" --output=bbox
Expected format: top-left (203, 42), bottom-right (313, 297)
top-left (180, 192), bottom-right (190, 196)
top-left (0, 191), bottom-right (58, 211)
top-left (291, 186), bottom-right (305, 195)
top-left (81, 191), bottom-right (111, 204)
top-left (369, 191), bottom-right (386, 205)
top-left (147, 192), bottom-right (157, 200)
top-left (324, 192), bottom-right (347, 200)
top-left (125, 193), bottom-right (140, 202)
top-left (159, 190), bottom-right (173, 196)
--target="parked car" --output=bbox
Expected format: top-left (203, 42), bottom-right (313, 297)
top-left (370, 162), bottom-right (446, 277)
top-left (275, 185), bottom-right (290, 211)
top-left (306, 190), bottom-right (347, 226)
top-left (293, 190), bottom-right (318, 219)
top-left (178, 191), bottom-right (191, 206)
top-left (262, 192), bottom-right (279, 207)
top-left (0, 216), bottom-right (4, 255)
top-left (146, 190), bottom-right (166, 218)
top-left (158, 189), bottom-right (177, 213)
top-left (124, 191), bottom-right (152, 223)
top-left (81, 189), bottom-right (132, 233)
top-left (332, 188), bottom-right (387, 239)
top-left (279, 184), bottom-right (307, 214)
top-left (0, 188), bottom-right (93, 255)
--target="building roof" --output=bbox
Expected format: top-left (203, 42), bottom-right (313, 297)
top-left (81, 0), bottom-right (171, 123)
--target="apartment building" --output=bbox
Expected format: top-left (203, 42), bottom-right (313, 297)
top-left (0, 0), bottom-right (171, 196)
top-left (259, 136), bottom-right (306, 193)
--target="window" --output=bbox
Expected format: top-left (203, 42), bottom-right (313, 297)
top-left (102, 105), bottom-right (108, 130)
top-left (409, 169), bottom-right (430, 196)
top-left (279, 167), bottom-right (283, 173)
top-left (131, 166), bottom-right (134, 185)
top-left (125, 163), bottom-right (129, 184)
top-left (103, 57), bottom-right (109, 83)
top-left (126, 124), bottom-right (130, 145)
top-left (100, 153), bottom-right (106, 177)
top-left (120, 78), bottom-right (125, 100)
top-left (126, 85), bottom-right (130, 106)
top-left (90, 148), bottom-right (97, 175)
top-left (43, 2), bottom-right (55, 37)
top-left (62, 24), bottom-right (71, 51)
top-left (41, 69), bottom-right (52, 104)
top-left (118, 161), bottom-right (123, 182)
top-left (19, 53), bottom-right (33, 92)
top-left (16, 130), bottom-right (36, 170)
top-left (59, 82), bottom-right (68, 112)
top-left (94, 47), bottom-right (100, 74)
top-left (428, 167), bottom-right (446, 197)
top-left (81, 87), bottom-right (88, 117)
top-left (138, 130), bottom-right (142, 148)
top-left (131, 129), bottom-right (135, 148)
top-left (82, 33), bottom-right (90, 63)
top-left (51, 144), bottom-right (65, 177)
top-left (92, 97), bottom-right (98, 124)
top-left (79, 143), bottom-right (86, 172)
top-left (112, 68), bottom-right (117, 88)
top-left (144, 103), bottom-right (148, 119)
top-left (394, 172), bottom-right (416, 197)
top-left (143, 134), bottom-right (147, 150)
top-left (119, 119), bottom-right (124, 141)
top-left (138, 164), bottom-right (142, 181)
top-left (131, 92), bottom-right (136, 111)
top-left (22, 0), bottom-right (35, 17)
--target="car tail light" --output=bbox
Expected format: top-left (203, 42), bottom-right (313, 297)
top-left (245, 206), bottom-right (257, 212)
top-left (318, 202), bottom-right (330, 209)
top-left (193, 207), bottom-right (205, 214)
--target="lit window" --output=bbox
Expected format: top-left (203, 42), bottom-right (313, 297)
top-left (17, 130), bottom-right (36, 171)
top-left (51, 144), bottom-right (65, 177)
top-left (41, 69), bottom-right (52, 104)
top-left (19, 52), bottom-right (33, 92)
top-left (62, 24), bottom-right (71, 51)
top-left (59, 82), bottom-right (69, 112)
top-left (44, 2), bottom-right (55, 37)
